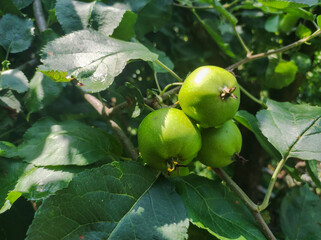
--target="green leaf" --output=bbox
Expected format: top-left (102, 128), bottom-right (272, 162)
top-left (306, 160), bottom-right (321, 189)
top-left (24, 71), bottom-right (63, 117)
top-left (111, 10), bottom-right (137, 41)
top-left (0, 69), bottom-right (29, 93)
top-left (280, 185), bottom-right (321, 240)
top-left (56, 0), bottom-right (136, 38)
top-left (264, 15), bottom-right (279, 32)
top-left (202, 18), bottom-right (236, 58)
top-left (14, 165), bottom-right (82, 201)
top-left (25, 162), bottom-right (188, 240)
top-left (118, 82), bottom-right (145, 118)
top-left (256, 99), bottom-right (321, 161)
top-left (0, 158), bottom-right (82, 213)
top-left (0, 141), bottom-right (18, 158)
top-left (295, 23), bottom-right (312, 39)
top-left (40, 30), bottom-right (158, 92)
top-left (213, 0), bottom-right (238, 26)
top-left (38, 69), bottom-right (69, 82)
top-left (283, 164), bottom-right (303, 182)
top-left (12, 0), bottom-right (33, 9)
top-left (18, 118), bottom-right (118, 166)
top-left (317, 15), bottom-right (321, 28)
top-left (173, 175), bottom-right (266, 240)
top-left (234, 110), bottom-right (281, 160)
top-left (0, 90), bottom-right (21, 113)
top-left (0, 159), bottom-right (26, 213)
top-left (0, 14), bottom-right (34, 53)
top-left (135, 0), bottom-right (173, 37)
top-left (257, 0), bottom-right (318, 8)
top-left (0, 0), bottom-right (22, 17)
top-left (0, 108), bottom-right (14, 130)
top-left (265, 59), bottom-right (298, 89)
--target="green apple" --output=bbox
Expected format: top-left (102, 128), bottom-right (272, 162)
top-left (138, 108), bottom-right (202, 172)
top-left (198, 120), bottom-right (242, 168)
top-left (178, 66), bottom-right (240, 128)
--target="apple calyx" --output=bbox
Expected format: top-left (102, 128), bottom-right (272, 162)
top-left (167, 158), bottom-right (188, 175)
top-left (220, 86), bottom-right (238, 100)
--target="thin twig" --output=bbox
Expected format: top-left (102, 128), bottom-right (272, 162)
top-left (251, 211), bottom-right (277, 240)
top-left (33, 0), bottom-right (47, 32)
top-left (239, 84), bottom-right (267, 108)
top-left (83, 93), bottom-right (139, 160)
top-left (226, 29), bottom-right (321, 71)
top-left (213, 168), bottom-right (276, 240)
top-left (155, 59), bottom-right (183, 82)
top-left (213, 168), bottom-right (258, 211)
top-left (258, 158), bottom-right (287, 211)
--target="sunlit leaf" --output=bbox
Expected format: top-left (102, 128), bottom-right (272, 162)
top-left (39, 30), bottom-right (158, 92)
top-left (257, 99), bottom-right (321, 161)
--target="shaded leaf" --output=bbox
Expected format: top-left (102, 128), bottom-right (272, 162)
top-left (12, 0), bottom-right (33, 9)
top-left (0, 69), bottom-right (29, 93)
top-left (256, 99), bottom-right (321, 161)
top-left (306, 160), bottom-right (321, 189)
top-left (280, 185), bottom-right (321, 240)
top-left (173, 175), bottom-right (266, 240)
top-left (234, 110), bottom-right (281, 160)
top-left (135, 0), bottom-right (173, 37)
top-left (0, 141), bottom-right (18, 158)
top-left (39, 30), bottom-right (158, 92)
top-left (25, 162), bottom-right (187, 240)
top-left (18, 118), bottom-right (117, 166)
top-left (0, 14), bottom-right (34, 53)
top-left (0, 0), bottom-right (22, 17)
top-left (24, 71), bottom-right (63, 117)
top-left (111, 10), bottom-right (137, 41)
top-left (55, 0), bottom-right (95, 33)
top-left (0, 159), bottom-right (26, 213)
top-left (109, 177), bottom-right (189, 240)
top-left (264, 15), bottom-right (279, 32)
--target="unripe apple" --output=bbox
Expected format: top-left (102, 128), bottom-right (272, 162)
top-left (138, 108), bottom-right (202, 172)
top-left (198, 120), bottom-right (242, 168)
top-left (178, 66), bottom-right (240, 128)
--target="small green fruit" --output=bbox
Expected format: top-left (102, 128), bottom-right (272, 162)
top-left (138, 108), bottom-right (202, 172)
top-left (279, 13), bottom-right (299, 33)
top-left (178, 66), bottom-right (240, 128)
top-left (198, 120), bottom-right (242, 168)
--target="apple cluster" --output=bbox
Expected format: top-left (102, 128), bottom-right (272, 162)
top-left (138, 66), bottom-right (242, 175)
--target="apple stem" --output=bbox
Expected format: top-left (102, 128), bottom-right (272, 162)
top-left (234, 153), bottom-right (248, 164)
top-left (220, 86), bottom-right (238, 100)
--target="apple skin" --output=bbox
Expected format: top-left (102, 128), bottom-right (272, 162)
top-left (178, 66), bottom-right (240, 128)
top-left (198, 120), bottom-right (242, 168)
top-left (138, 108), bottom-right (202, 172)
